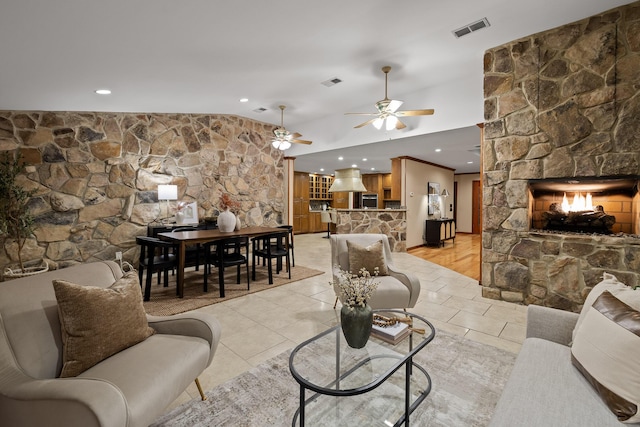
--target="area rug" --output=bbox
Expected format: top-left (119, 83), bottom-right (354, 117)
top-left (151, 329), bottom-right (516, 426)
top-left (143, 265), bottom-right (324, 316)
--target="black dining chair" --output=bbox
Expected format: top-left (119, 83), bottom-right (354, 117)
top-left (278, 224), bottom-right (295, 267)
top-left (203, 236), bottom-right (250, 297)
top-left (136, 236), bottom-right (177, 301)
top-left (251, 231), bottom-right (291, 285)
top-left (171, 226), bottom-right (206, 271)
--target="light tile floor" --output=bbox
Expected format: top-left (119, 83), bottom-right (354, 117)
top-left (167, 232), bottom-right (527, 410)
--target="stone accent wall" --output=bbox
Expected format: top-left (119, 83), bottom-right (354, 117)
top-left (335, 209), bottom-right (407, 252)
top-left (482, 3), bottom-right (640, 311)
top-left (0, 111), bottom-right (283, 277)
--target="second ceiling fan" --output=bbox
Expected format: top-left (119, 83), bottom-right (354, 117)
top-left (346, 66), bottom-right (435, 130)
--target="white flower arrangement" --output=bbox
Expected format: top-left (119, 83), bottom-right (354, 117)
top-left (332, 266), bottom-right (380, 309)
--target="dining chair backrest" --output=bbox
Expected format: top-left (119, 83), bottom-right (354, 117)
top-left (251, 231), bottom-right (291, 284)
top-left (135, 236), bottom-right (177, 301)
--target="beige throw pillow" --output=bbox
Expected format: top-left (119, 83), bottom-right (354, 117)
top-left (572, 272), bottom-right (640, 342)
top-left (571, 291), bottom-right (640, 423)
top-left (53, 271), bottom-right (155, 378)
top-left (347, 239), bottom-right (389, 276)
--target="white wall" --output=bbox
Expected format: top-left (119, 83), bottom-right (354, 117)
top-left (404, 159), bottom-right (455, 249)
top-left (454, 173), bottom-right (480, 233)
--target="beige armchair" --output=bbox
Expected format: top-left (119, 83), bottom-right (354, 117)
top-left (330, 234), bottom-right (421, 309)
top-left (0, 261), bottom-right (221, 427)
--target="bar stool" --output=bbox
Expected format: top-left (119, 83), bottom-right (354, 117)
top-left (321, 211), bottom-right (331, 238)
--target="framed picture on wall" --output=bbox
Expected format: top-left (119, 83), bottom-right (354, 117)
top-left (428, 182), bottom-right (440, 215)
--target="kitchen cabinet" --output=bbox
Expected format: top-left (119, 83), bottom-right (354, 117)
top-left (293, 172), bottom-right (310, 234)
top-left (309, 174), bottom-right (333, 200)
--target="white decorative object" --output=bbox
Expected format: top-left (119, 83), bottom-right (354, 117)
top-left (175, 202), bottom-right (198, 225)
top-left (217, 209), bottom-right (236, 232)
top-left (235, 214), bottom-right (241, 231)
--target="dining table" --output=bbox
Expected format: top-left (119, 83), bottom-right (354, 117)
top-left (157, 226), bottom-right (281, 298)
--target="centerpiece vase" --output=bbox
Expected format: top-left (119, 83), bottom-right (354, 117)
top-left (340, 303), bottom-right (373, 349)
top-left (217, 208), bottom-right (236, 232)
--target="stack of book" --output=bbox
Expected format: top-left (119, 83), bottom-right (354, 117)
top-left (370, 320), bottom-right (410, 345)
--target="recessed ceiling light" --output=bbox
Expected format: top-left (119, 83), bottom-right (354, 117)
top-left (338, 156), bottom-right (344, 161)
top-left (95, 89), bottom-right (111, 95)
top-left (435, 148), bottom-right (442, 152)
top-left (239, 98), bottom-right (249, 102)
top-left (362, 158), bottom-right (368, 162)
top-left (320, 168), bottom-right (324, 172)
top-left (370, 167), bottom-right (375, 170)
top-left (351, 164), bottom-right (357, 168)
top-left (467, 161), bottom-right (473, 164)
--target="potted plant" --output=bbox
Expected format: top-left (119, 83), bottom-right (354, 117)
top-left (0, 152), bottom-right (44, 278)
top-left (331, 266), bottom-right (380, 348)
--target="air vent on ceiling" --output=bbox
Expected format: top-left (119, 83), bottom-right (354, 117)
top-left (453, 18), bottom-right (490, 38)
top-left (253, 107), bottom-right (268, 113)
top-left (321, 77), bottom-right (343, 87)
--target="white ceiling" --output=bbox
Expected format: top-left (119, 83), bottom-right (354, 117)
top-left (0, 0), bottom-right (632, 174)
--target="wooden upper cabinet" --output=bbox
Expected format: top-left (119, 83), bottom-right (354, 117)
top-left (308, 174), bottom-right (333, 200)
top-left (362, 174), bottom-right (379, 194)
top-left (390, 158), bottom-right (401, 200)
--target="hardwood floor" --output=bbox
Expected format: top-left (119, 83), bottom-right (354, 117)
top-left (408, 233), bottom-right (481, 281)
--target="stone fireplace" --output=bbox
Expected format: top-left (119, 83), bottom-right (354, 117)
top-left (530, 176), bottom-right (640, 235)
top-left (482, 3), bottom-right (640, 312)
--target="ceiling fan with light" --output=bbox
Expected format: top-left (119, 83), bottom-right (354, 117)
top-left (346, 66), bottom-right (435, 130)
top-left (271, 105), bottom-right (312, 150)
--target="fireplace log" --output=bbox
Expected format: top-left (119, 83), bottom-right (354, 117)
top-left (542, 207), bottom-right (615, 232)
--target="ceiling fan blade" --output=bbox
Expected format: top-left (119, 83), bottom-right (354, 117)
top-left (396, 109), bottom-right (435, 117)
top-left (345, 112), bottom-right (378, 116)
top-left (395, 119), bottom-right (407, 130)
top-left (388, 100), bottom-right (403, 112)
top-left (292, 139), bottom-right (312, 145)
top-left (291, 132), bottom-right (302, 139)
top-left (354, 118), bottom-right (378, 128)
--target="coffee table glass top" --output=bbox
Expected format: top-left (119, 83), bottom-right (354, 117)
top-left (289, 310), bottom-right (435, 426)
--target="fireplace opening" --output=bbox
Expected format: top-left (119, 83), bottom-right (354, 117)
top-left (529, 177), bottom-right (640, 235)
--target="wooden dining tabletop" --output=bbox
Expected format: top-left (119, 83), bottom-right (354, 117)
top-left (157, 226), bottom-right (281, 298)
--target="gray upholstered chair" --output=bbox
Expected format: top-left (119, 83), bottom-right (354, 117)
top-left (0, 260), bottom-right (221, 427)
top-left (330, 233), bottom-right (420, 309)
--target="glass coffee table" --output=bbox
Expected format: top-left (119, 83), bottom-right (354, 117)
top-left (289, 310), bottom-right (435, 426)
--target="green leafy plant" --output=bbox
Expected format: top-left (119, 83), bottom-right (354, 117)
top-left (0, 152), bottom-right (37, 272)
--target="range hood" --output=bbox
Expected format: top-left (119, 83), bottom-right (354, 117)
top-left (328, 168), bottom-right (368, 193)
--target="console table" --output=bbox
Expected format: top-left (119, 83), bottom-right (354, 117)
top-left (425, 219), bottom-right (455, 247)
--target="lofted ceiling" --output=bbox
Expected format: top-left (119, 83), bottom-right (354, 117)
top-left (0, 0), bottom-right (632, 174)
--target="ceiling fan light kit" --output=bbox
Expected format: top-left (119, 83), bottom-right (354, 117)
top-left (271, 105), bottom-right (312, 151)
top-left (346, 66), bottom-right (434, 130)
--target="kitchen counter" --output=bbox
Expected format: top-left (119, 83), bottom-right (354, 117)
top-left (335, 208), bottom-right (406, 212)
top-left (334, 209), bottom-right (407, 252)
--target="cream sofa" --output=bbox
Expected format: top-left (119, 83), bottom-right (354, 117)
top-left (0, 261), bottom-right (222, 427)
top-left (490, 303), bottom-right (640, 426)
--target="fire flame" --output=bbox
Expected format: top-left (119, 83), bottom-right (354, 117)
top-left (561, 192), bottom-right (593, 212)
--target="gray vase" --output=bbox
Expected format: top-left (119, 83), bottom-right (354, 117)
top-left (340, 304), bottom-right (373, 349)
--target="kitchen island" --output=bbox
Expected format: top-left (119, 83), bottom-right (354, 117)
top-left (334, 208), bottom-right (407, 252)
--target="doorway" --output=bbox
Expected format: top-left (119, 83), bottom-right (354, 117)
top-left (472, 180), bottom-right (481, 234)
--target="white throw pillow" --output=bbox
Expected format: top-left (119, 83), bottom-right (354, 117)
top-left (571, 291), bottom-right (640, 423)
top-left (572, 272), bottom-right (640, 342)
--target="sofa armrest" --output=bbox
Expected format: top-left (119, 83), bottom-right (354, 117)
top-left (526, 305), bottom-right (578, 346)
top-left (147, 312), bottom-right (222, 367)
top-left (0, 371), bottom-right (128, 427)
top-left (387, 264), bottom-right (421, 308)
